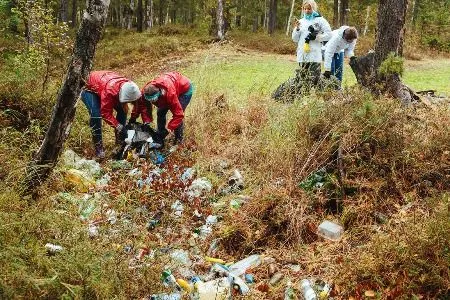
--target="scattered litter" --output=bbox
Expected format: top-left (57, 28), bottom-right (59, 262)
top-left (205, 256), bottom-right (225, 264)
top-left (64, 169), bottom-right (96, 192)
top-left (269, 272), bottom-right (284, 286)
top-left (300, 279), bottom-right (317, 300)
top-left (268, 263), bottom-right (278, 276)
top-left (88, 223), bottom-right (99, 238)
top-left (128, 168), bottom-right (142, 177)
top-left (45, 243), bottom-right (63, 255)
top-left (207, 239), bottom-right (219, 256)
top-left (287, 264), bottom-right (301, 272)
top-left (171, 200), bottom-right (184, 218)
top-left (229, 254), bottom-right (262, 276)
top-left (106, 209), bottom-right (117, 224)
top-left (317, 220), bottom-right (344, 241)
top-left (205, 215), bottom-right (218, 226)
top-left (149, 293), bottom-right (181, 300)
top-left (186, 178), bottom-right (213, 199)
top-left (170, 249), bottom-right (192, 268)
top-left (181, 167), bottom-right (195, 183)
top-left (285, 280), bottom-right (295, 299)
top-left (245, 274), bottom-right (254, 284)
top-left (194, 277), bottom-right (230, 300)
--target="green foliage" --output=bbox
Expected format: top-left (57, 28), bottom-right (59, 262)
top-left (378, 52), bottom-right (405, 77)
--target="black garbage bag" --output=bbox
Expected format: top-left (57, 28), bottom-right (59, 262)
top-left (113, 122), bottom-right (162, 160)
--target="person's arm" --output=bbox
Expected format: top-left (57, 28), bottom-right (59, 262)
top-left (292, 19), bottom-right (302, 42)
top-left (317, 18), bottom-right (332, 42)
top-left (130, 96), bottom-right (153, 123)
top-left (100, 92), bottom-right (119, 128)
top-left (167, 92), bottom-right (184, 131)
top-left (324, 34), bottom-right (339, 71)
top-left (345, 39), bottom-right (357, 58)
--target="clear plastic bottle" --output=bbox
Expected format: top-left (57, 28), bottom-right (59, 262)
top-left (300, 279), bottom-right (317, 300)
top-left (228, 254), bottom-right (262, 276)
top-left (284, 280), bottom-right (295, 300)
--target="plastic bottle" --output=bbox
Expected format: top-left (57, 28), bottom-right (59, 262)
top-left (228, 254), bottom-right (262, 276)
top-left (300, 279), bottom-right (317, 300)
top-left (149, 293), bottom-right (181, 300)
top-left (161, 270), bottom-right (181, 290)
top-left (284, 281), bottom-right (295, 300)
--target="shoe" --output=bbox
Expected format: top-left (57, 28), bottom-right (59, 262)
top-left (95, 145), bottom-right (105, 160)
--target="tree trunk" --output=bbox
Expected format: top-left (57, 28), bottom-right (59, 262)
top-left (59, 0), bottom-right (68, 22)
top-left (267, 0), bottom-right (277, 35)
top-left (217, 0), bottom-right (224, 40)
top-left (333, 0), bottom-right (339, 28)
top-left (263, 0), bottom-right (267, 28)
top-left (71, 0), bottom-right (77, 27)
top-left (158, 0), bottom-right (163, 25)
top-left (286, 0), bottom-right (295, 36)
top-left (146, 0), bottom-right (153, 28)
top-left (21, 0), bottom-right (110, 196)
top-left (126, 0), bottom-right (134, 29)
top-left (136, 0), bottom-right (143, 31)
top-left (350, 0), bottom-right (417, 105)
top-left (363, 5), bottom-right (370, 35)
top-left (252, 15), bottom-right (258, 32)
top-left (339, 0), bottom-right (348, 26)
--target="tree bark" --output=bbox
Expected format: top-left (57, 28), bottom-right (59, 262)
top-left (58, 0), bottom-right (68, 22)
top-left (136, 0), bottom-right (143, 31)
top-left (267, 0), bottom-right (277, 35)
top-left (21, 0), bottom-right (110, 196)
top-left (333, 0), bottom-right (339, 28)
top-left (339, 0), bottom-right (348, 26)
top-left (217, 0), bottom-right (224, 40)
top-left (146, 0), bottom-right (153, 28)
top-left (286, 0), bottom-right (295, 36)
top-left (71, 0), bottom-right (77, 27)
top-left (350, 0), bottom-right (417, 105)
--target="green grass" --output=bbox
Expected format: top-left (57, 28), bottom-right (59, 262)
top-left (403, 59), bottom-right (450, 95)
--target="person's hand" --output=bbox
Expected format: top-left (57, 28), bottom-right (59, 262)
top-left (323, 70), bottom-right (331, 79)
top-left (308, 25), bottom-right (315, 33)
top-left (115, 124), bottom-right (127, 142)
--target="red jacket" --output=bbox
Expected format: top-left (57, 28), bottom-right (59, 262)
top-left (86, 70), bottom-right (129, 128)
top-left (132, 72), bottom-right (191, 131)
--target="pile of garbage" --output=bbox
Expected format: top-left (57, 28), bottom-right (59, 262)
top-left (51, 148), bottom-right (343, 299)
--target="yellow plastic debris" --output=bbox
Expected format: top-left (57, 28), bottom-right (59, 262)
top-left (176, 278), bottom-right (191, 292)
top-left (205, 256), bottom-right (225, 264)
top-left (303, 43), bottom-right (311, 53)
top-left (64, 169), bottom-right (95, 192)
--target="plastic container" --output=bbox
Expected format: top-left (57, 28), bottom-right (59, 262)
top-left (194, 277), bottom-right (230, 300)
top-left (150, 293), bottom-right (181, 300)
top-left (284, 281), bottom-right (295, 300)
top-left (317, 220), bottom-right (343, 241)
top-left (300, 279), bottom-right (317, 300)
top-left (228, 254), bottom-right (262, 276)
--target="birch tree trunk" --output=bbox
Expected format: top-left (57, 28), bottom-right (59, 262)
top-left (22, 0), bottom-right (110, 195)
top-left (217, 0), bottom-right (224, 40)
top-left (350, 0), bottom-right (417, 105)
top-left (146, 0), bottom-right (153, 28)
top-left (286, 0), bottom-right (295, 36)
top-left (363, 5), bottom-right (370, 36)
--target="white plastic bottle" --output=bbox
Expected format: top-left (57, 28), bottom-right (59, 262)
top-left (300, 279), bottom-right (317, 300)
top-left (228, 254), bottom-right (262, 276)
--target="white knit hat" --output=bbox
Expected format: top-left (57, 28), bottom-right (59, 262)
top-left (119, 81), bottom-right (141, 103)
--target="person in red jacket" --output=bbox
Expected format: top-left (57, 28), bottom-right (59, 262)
top-left (81, 70), bottom-right (141, 158)
top-left (130, 72), bottom-right (193, 147)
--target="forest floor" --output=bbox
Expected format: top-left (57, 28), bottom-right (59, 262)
top-left (1, 35), bottom-right (449, 299)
